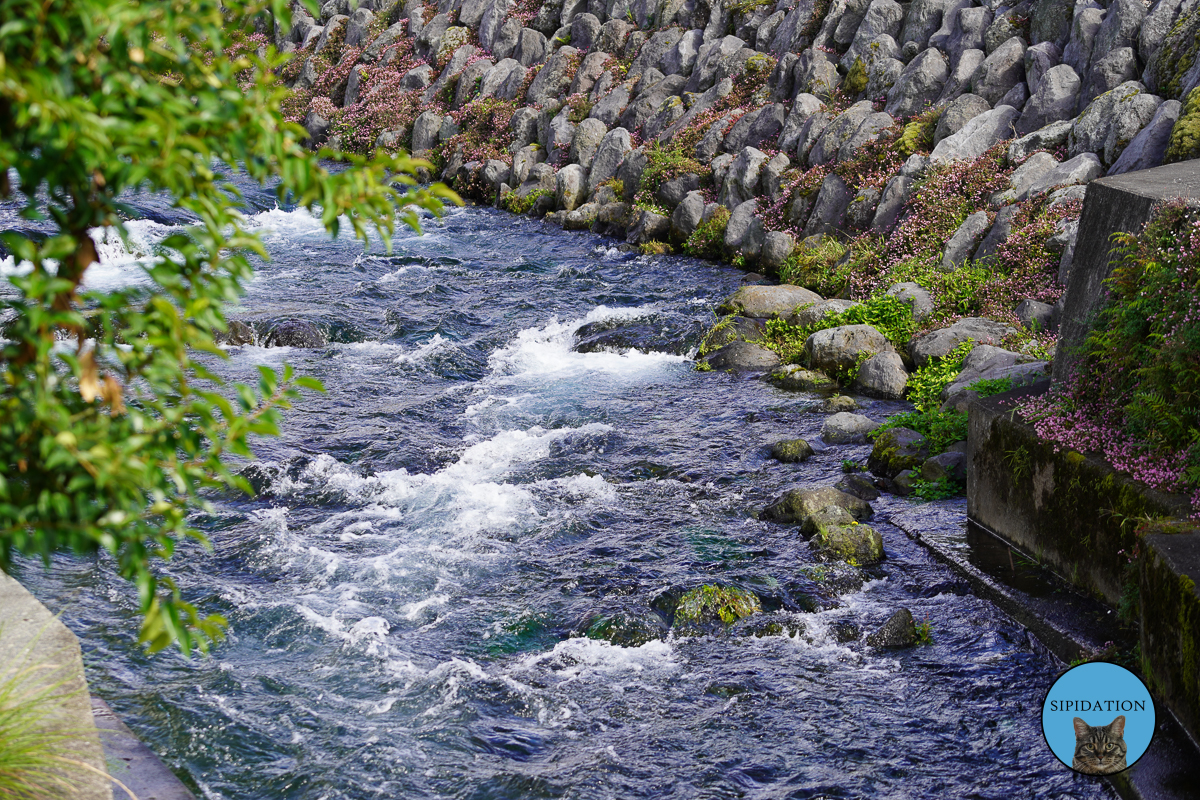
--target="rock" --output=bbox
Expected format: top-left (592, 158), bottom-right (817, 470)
top-left (1024, 41), bottom-right (1061, 95)
top-left (217, 319), bottom-right (255, 346)
top-left (1140, 0), bottom-right (1190, 72)
top-left (626, 208), bottom-right (671, 245)
top-left (685, 35), bottom-right (751, 94)
top-left (838, 113), bottom-right (895, 163)
top-left (809, 507), bottom-right (885, 563)
top-left (940, 345), bottom-right (1049, 408)
top-left (865, 608), bottom-right (916, 646)
top-left (810, 101), bottom-right (876, 166)
top-left (970, 36), bottom-right (1027, 106)
top-left (885, 49), bottom-right (949, 117)
top-left (628, 27), bottom-right (685, 79)
top-left (805, 325), bottom-right (894, 374)
top-left (893, 469), bottom-right (918, 495)
top-left (723, 199), bottom-right (765, 261)
top-left (843, 0), bottom-right (905, 67)
top-left (1016, 63), bottom-right (1080, 135)
top-left (768, 364), bottom-right (837, 391)
top-left (929, 105), bottom-right (1020, 163)
top-left (1014, 298), bottom-right (1055, 331)
top-left (922, 451), bottom-right (967, 482)
top-left (795, 111), bottom-right (833, 164)
top-left (1007, 119), bottom-right (1073, 162)
top-left (1092, 0), bottom-right (1145, 66)
top-left (569, 51), bottom-right (609, 96)
top-left (527, 46), bottom-right (579, 105)
top-left (761, 231), bottom-right (795, 272)
top-left (720, 148), bottom-right (770, 208)
top-left (871, 176), bottom-right (914, 234)
top-left (701, 316), bottom-right (766, 352)
top-left (564, 203), bottom-right (600, 230)
top-left (822, 395), bottom-right (859, 413)
top-left (863, 53), bottom-right (905, 104)
top-left (934, 94), bottom-right (992, 146)
top-left (804, 174), bottom-right (854, 237)
top-left (761, 154), bottom-right (792, 202)
top-left (984, 5), bottom-right (1026, 54)
top-left (570, 12), bottom-right (601, 49)
top-left (655, 174), bottom-right (701, 211)
top-left (908, 317), bottom-right (1016, 368)
top-left (264, 319), bottom-right (326, 348)
top-left (663, 29), bottom-right (704, 76)
top-left (762, 486), bottom-right (874, 527)
top-left (546, 110), bottom-right (577, 165)
top-left (587, 127), bottom-right (633, 194)
top-left (974, 204), bottom-right (1021, 263)
top-left (1017, 152), bottom-right (1102, 200)
top-left (867, 427), bottom-right (929, 478)
top-left (787, 299), bottom-right (861, 327)
top-left (314, 14), bottom-right (349, 56)
top-left (302, 111), bottom-right (330, 145)
top-left (744, 104), bottom-right (787, 151)
top-left (835, 472), bottom-right (881, 501)
top-left (1063, 8), bottom-right (1102, 79)
top-left (704, 341), bottom-right (781, 371)
top-left (902, 0), bottom-right (954, 50)
top-left (821, 412), bottom-right (882, 444)
top-left (771, 438), bottom-right (816, 463)
top-left (854, 351), bottom-right (908, 400)
top-left (345, 7), bottom-right (375, 47)
top-left (1072, 83), bottom-right (1163, 166)
top-left (938, 47), bottom-right (986, 104)
top-left (1082, 47), bottom-right (1139, 109)
top-left (670, 191), bottom-right (706, 242)
top-left (570, 118), bottom-right (607, 166)
top-left (778, 94), bottom-right (825, 154)
top-left (940, 211), bottom-right (990, 271)
top-left (999, 151), bottom-right (1058, 202)
top-left (844, 188), bottom-right (881, 232)
top-left (556, 164), bottom-right (588, 212)
top-left (591, 201), bottom-right (632, 237)
top-left (1029, 0), bottom-right (1071, 48)
top-left (1108, 100), bottom-right (1182, 175)
top-left (718, 284), bottom-right (823, 319)
top-left (886, 282), bottom-right (934, 320)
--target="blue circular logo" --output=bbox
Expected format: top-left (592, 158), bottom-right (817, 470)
top-left (1042, 662), bottom-right (1155, 774)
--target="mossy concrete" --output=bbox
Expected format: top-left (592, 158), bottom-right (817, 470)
top-left (0, 571), bottom-right (111, 800)
top-left (1055, 160), bottom-right (1200, 386)
top-left (967, 381), bottom-right (1190, 606)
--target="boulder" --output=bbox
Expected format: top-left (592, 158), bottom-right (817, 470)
top-left (778, 94), bottom-right (825, 154)
top-left (803, 174), bottom-right (854, 237)
top-left (838, 113), bottom-right (895, 163)
top-left (821, 412), bottom-right (882, 444)
top-left (809, 506), bottom-right (885, 563)
top-left (810, 101), bottom-right (876, 166)
top-left (556, 164), bottom-right (588, 212)
top-left (704, 341), bottom-right (781, 371)
top-left (719, 148), bottom-right (770, 208)
top-left (1016, 64), bottom-right (1080, 135)
top-left (1024, 41), bottom-right (1061, 95)
top-left (886, 282), bottom-right (934, 320)
top-left (901, 0), bottom-right (954, 51)
top-left (970, 36), bottom-right (1027, 106)
top-left (718, 284), bottom-right (823, 319)
top-left (265, 319), bottom-right (326, 348)
top-left (723, 199), bottom-right (765, 261)
top-left (527, 46), bottom-right (579, 105)
top-left (762, 486), bottom-right (874, 527)
top-left (922, 451), bottom-right (967, 483)
top-left (885, 49), bottom-right (949, 118)
top-left (805, 324), bottom-right (894, 373)
top-left (835, 472), bottom-right (881, 501)
top-left (1108, 100), bottom-right (1182, 175)
top-left (670, 191), bottom-right (706, 242)
top-left (940, 211), bottom-right (990, 271)
top-left (854, 351), bottom-right (908, 400)
top-left (865, 608), bottom-right (917, 646)
top-left (1082, 47), bottom-right (1139, 109)
top-left (1068, 81), bottom-right (1163, 166)
top-left (973, 204), bottom-right (1021, 263)
top-left (768, 364), bottom-right (838, 391)
top-left (1017, 153), bottom-right (1102, 200)
top-left (771, 438), bottom-right (816, 463)
top-left (786, 299), bottom-right (861, 327)
top-left (929, 105), bottom-right (1020, 163)
top-left (587, 127), bottom-right (633, 194)
top-left (626, 208), bottom-right (671, 245)
top-left (934, 93), bottom-right (992, 145)
top-left (1091, 0), bottom-right (1145, 67)
top-left (1007, 119), bottom-right (1073, 162)
top-left (1029, 0), bottom-right (1071, 48)
top-left (1063, 8), bottom-right (1102, 79)
top-left (908, 317), bottom-right (1016, 368)
top-left (867, 427), bottom-right (929, 478)
top-left (938, 48), bottom-right (986, 104)
top-left (1014, 299), bottom-right (1055, 331)
top-left (761, 231), bottom-right (795, 272)
top-left (871, 176), bottom-right (915, 233)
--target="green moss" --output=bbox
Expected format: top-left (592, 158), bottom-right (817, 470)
top-left (843, 57), bottom-right (868, 97)
top-left (674, 585), bottom-right (762, 627)
top-left (683, 206), bottom-right (730, 259)
top-left (1151, 8), bottom-right (1200, 99)
top-left (1166, 86), bottom-right (1200, 164)
top-left (639, 240), bottom-right (673, 255)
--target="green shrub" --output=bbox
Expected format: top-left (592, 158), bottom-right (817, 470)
top-left (778, 236), bottom-right (849, 294)
top-left (874, 410), bottom-right (969, 456)
top-left (683, 206), bottom-right (731, 259)
top-left (906, 340), bottom-right (975, 412)
top-left (910, 476), bottom-right (963, 500)
top-left (500, 188), bottom-right (550, 214)
top-left (968, 376), bottom-right (1015, 397)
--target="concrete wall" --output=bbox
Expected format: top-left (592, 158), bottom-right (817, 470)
top-left (1054, 160), bottom-right (1200, 385)
top-left (0, 571), bottom-right (112, 800)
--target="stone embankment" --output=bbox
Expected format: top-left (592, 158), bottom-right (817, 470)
top-left (269, 0), bottom-right (1199, 406)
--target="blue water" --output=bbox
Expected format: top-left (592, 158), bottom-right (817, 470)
top-left (2, 189), bottom-right (1112, 799)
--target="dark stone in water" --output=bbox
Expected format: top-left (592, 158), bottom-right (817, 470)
top-left (835, 472), bottom-right (882, 501)
top-left (866, 608), bottom-right (917, 647)
top-left (572, 316), bottom-right (704, 355)
top-left (216, 320), bottom-right (256, 346)
top-left (770, 438), bottom-right (814, 463)
top-left (264, 319), bottom-right (327, 348)
top-left (580, 607), bottom-right (668, 647)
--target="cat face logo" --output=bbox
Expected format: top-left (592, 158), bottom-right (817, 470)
top-left (1041, 662), bottom-right (1154, 775)
top-left (1072, 715), bottom-right (1127, 775)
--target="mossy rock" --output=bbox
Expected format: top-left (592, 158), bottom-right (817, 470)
top-left (771, 438), bottom-right (815, 463)
top-left (671, 584), bottom-right (762, 634)
top-left (769, 364), bottom-right (836, 391)
top-left (700, 315), bottom-right (766, 355)
top-left (581, 608), bottom-right (669, 647)
top-left (730, 612), bottom-right (807, 638)
top-left (1166, 86), bottom-right (1200, 164)
top-left (809, 505), bottom-right (885, 564)
top-left (821, 395), bottom-right (858, 413)
top-left (762, 486), bottom-right (874, 530)
top-left (843, 57), bottom-right (868, 97)
top-left (867, 427), bottom-right (929, 479)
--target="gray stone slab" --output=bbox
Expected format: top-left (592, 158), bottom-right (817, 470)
top-left (1054, 160), bottom-right (1200, 385)
top-left (92, 697), bottom-right (195, 800)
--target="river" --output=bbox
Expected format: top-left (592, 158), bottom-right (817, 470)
top-left (2, 186), bottom-right (1111, 799)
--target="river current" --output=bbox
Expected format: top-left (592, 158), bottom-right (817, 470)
top-left (3, 185), bottom-right (1111, 800)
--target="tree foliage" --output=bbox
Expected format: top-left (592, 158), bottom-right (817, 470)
top-left (0, 0), bottom-right (458, 654)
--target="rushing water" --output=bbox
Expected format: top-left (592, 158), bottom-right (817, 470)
top-left (3, 184), bottom-right (1112, 800)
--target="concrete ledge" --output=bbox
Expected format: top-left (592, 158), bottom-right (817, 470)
top-left (92, 696), bottom-right (196, 800)
top-left (0, 571), bottom-right (112, 800)
top-left (966, 380), bottom-right (1190, 606)
top-left (1055, 161), bottom-right (1200, 384)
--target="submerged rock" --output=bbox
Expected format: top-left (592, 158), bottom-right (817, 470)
top-left (866, 608), bottom-right (917, 646)
top-left (771, 438), bottom-right (816, 463)
top-left (809, 505), bottom-right (885, 564)
top-left (768, 364), bottom-right (837, 391)
top-left (669, 584), bottom-right (762, 635)
top-left (762, 486), bottom-right (873, 531)
top-left (264, 319), bottom-right (327, 348)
